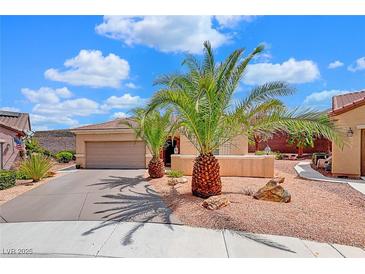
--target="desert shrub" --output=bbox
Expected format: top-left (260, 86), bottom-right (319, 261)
top-left (274, 151), bottom-right (283, 160)
top-left (19, 154), bottom-right (53, 182)
top-left (255, 150), bottom-right (283, 159)
top-left (0, 170), bottom-right (16, 190)
top-left (55, 151), bottom-right (73, 163)
top-left (166, 169), bottom-right (184, 178)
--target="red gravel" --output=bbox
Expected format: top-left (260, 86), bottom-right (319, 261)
top-left (149, 160), bottom-right (365, 248)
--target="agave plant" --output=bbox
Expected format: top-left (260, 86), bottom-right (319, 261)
top-left (19, 153), bottom-right (53, 182)
top-left (123, 108), bottom-right (178, 178)
top-left (148, 41), bottom-right (342, 198)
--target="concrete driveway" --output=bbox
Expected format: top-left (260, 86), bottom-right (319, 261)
top-left (0, 169), bottom-right (179, 225)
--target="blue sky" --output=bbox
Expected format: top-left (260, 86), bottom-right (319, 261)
top-left (1, 15), bottom-right (365, 130)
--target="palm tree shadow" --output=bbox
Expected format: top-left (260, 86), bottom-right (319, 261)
top-left (228, 230), bottom-right (295, 254)
top-left (82, 175), bottom-right (176, 245)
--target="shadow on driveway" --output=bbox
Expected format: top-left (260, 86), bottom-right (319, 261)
top-left (83, 175), bottom-right (177, 245)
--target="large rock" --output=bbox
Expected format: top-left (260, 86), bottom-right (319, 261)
top-left (168, 177), bottom-right (188, 186)
top-left (253, 178), bottom-right (291, 203)
top-left (202, 195), bottom-right (230, 210)
top-left (270, 177), bottom-right (285, 184)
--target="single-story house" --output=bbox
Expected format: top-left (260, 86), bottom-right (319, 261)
top-left (71, 119), bottom-right (274, 178)
top-left (330, 90), bottom-right (365, 178)
top-left (0, 110), bottom-right (31, 169)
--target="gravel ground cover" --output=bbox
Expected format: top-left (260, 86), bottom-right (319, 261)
top-left (150, 160), bottom-right (365, 248)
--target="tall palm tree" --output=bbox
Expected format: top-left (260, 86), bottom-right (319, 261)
top-left (123, 108), bottom-right (177, 178)
top-left (148, 41), bottom-right (341, 198)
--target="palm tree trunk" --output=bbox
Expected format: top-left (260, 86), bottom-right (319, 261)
top-left (148, 156), bottom-right (165, 178)
top-left (192, 153), bottom-right (222, 198)
top-left (254, 135), bottom-right (260, 152)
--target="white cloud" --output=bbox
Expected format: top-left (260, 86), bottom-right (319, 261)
top-left (101, 93), bottom-right (147, 111)
top-left (21, 87), bottom-right (72, 104)
top-left (45, 50), bottom-right (130, 88)
top-left (33, 98), bottom-right (101, 117)
top-left (348, 57), bottom-right (365, 72)
top-left (304, 89), bottom-right (351, 104)
top-left (96, 16), bottom-right (229, 54)
top-left (215, 15), bottom-right (256, 28)
top-left (111, 112), bottom-right (129, 119)
top-left (125, 82), bottom-right (138, 89)
top-left (243, 58), bottom-right (320, 85)
top-left (328, 60), bottom-right (344, 69)
top-left (30, 113), bottom-right (80, 130)
top-left (0, 106), bottom-right (20, 112)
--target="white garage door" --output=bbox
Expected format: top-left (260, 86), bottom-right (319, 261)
top-left (86, 141), bottom-right (145, 169)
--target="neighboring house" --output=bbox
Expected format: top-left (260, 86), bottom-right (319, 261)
top-left (71, 118), bottom-right (274, 178)
top-left (330, 90), bottom-right (365, 178)
top-left (34, 129), bottom-right (75, 154)
top-left (0, 111), bottom-right (31, 169)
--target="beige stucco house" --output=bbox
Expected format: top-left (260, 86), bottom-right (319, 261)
top-left (330, 90), bottom-right (365, 178)
top-left (71, 119), bottom-right (274, 178)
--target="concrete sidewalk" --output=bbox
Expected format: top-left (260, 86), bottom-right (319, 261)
top-left (1, 221), bottom-right (364, 258)
top-left (294, 161), bottom-right (365, 195)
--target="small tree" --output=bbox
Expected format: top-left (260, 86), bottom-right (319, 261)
top-left (288, 130), bottom-right (315, 156)
top-left (123, 108), bottom-right (178, 178)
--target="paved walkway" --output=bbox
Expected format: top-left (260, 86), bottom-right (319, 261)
top-left (294, 161), bottom-right (365, 195)
top-left (1, 221), bottom-right (364, 258)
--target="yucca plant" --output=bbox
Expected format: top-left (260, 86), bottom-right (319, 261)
top-left (148, 41), bottom-right (342, 198)
top-left (123, 108), bottom-right (178, 178)
top-left (19, 154), bottom-right (53, 182)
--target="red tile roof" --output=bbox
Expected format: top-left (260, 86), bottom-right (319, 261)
top-left (72, 118), bottom-right (137, 130)
top-left (330, 90), bottom-right (365, 116)
top-left (0, 111), bottom-right (31, 134)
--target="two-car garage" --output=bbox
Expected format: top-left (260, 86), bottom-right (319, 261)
top-left (71, 119), bottom-right (148, 169)
top-left (85, 141), bottom-right (146, 169)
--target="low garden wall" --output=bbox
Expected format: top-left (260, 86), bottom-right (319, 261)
top-left (171, 154), bottom-right (274, 178)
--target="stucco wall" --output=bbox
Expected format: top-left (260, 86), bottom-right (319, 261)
top-left (171, 154), bottom-right (274, 177)
top-left (0, 126), bottom-right (19, 169)
top-left (331, 104), bottom-right (365, 177)
top-left (179, 134), bottom-right (248, 155)
top-left (73, 129), bottom-right (148, 168)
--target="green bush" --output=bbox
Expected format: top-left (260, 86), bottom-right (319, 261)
top-left (16, 170), bottom-right (31, 180)
top-left (55, 151), bottom-right (73, 163)
top-left (0, 170), bottom-right (16, 190)
top-left (19, 154), bottom-right (53, 182)
top-left (274, 151), bottom-right (283, 160)
top-left (166, 169), bottom-right (184, 178)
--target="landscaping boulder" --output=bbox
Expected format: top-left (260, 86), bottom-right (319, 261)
top-left (253, 178), bottom-right (291, 203)
top-left (202, 195), bottom-right (230, 210)
top-left (270, 177), bottom-right (285, 184)
top-left (168, 177), bottom-right (188, 186)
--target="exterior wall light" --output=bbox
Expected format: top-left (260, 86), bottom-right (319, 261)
top-left (347, 127), bottom-right (354, 137)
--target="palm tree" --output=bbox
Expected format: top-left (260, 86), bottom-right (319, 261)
top-left (123, 108), bottom-right (177, 178)
top-left (148, 41), bottom-right (342, 198)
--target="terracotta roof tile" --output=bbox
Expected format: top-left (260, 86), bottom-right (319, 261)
top-left (330, 90), bottom-right (365, 116)
top-left (0, 111), bottom-right (31, 133)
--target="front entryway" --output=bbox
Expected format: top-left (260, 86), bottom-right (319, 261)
top-left (361, 130), bottom-right (365, 176)
top-left (86, 141), bottom-right (145, 169)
